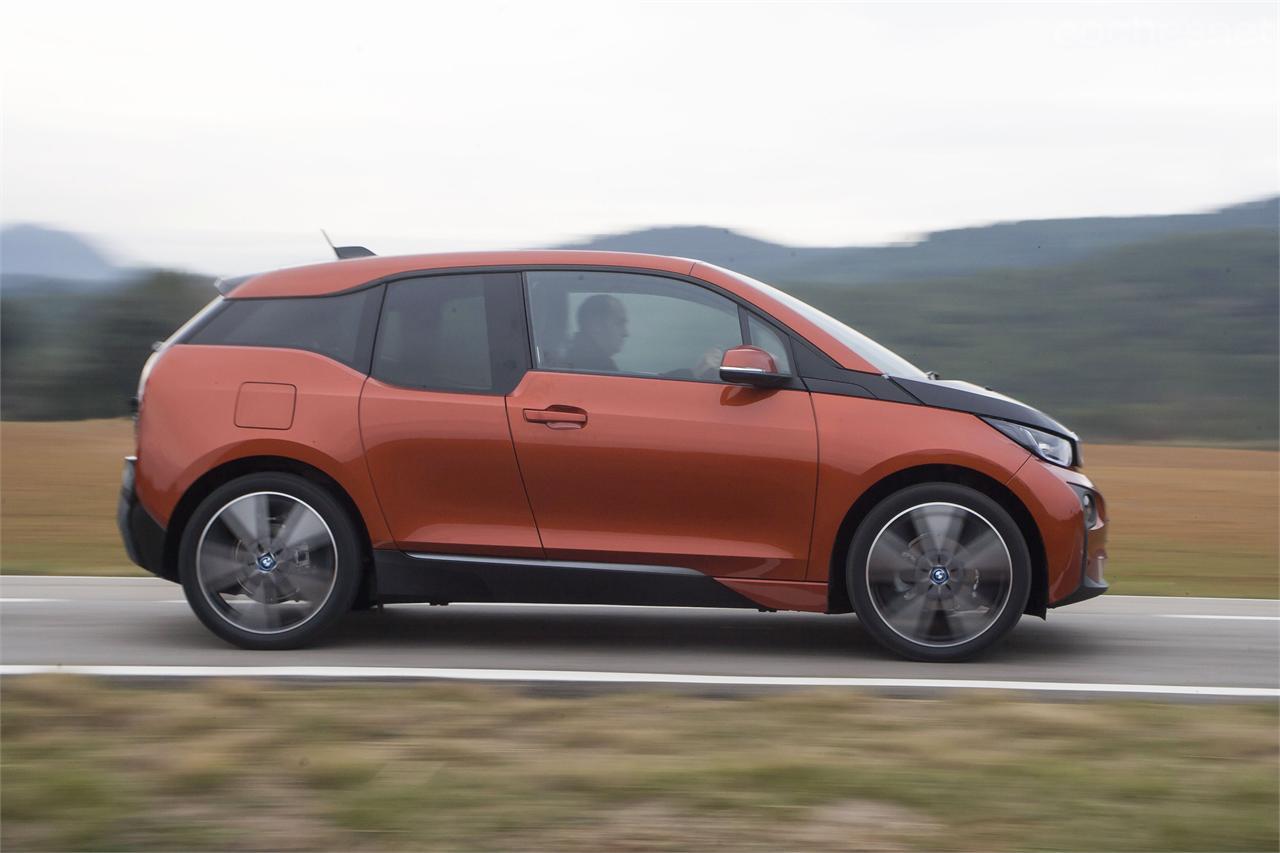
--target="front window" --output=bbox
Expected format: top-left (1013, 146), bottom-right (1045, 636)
top-left (526, 271), bottom-right (746, 382)
top-left (719, 269), bottom-right (928, 380)
top-left (746, 314), bottom-right (792, 374)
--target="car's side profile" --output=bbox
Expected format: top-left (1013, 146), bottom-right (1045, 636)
top-left (118, 250), bottom-right (1108, 661)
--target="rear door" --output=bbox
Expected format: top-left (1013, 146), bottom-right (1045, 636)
top-left (360, 272), bottom-right (543, 557)
top-left (508, 270), bottom-right (818, 580)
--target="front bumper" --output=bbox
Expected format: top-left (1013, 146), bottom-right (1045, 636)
top-left (1052, 484), bottom-right (1109, 607)
top-left (1008, 457), bottom-right (1110, 609)
top-left (117, 456), bottom-right (169, 579)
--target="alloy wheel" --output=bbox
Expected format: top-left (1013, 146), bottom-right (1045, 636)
top-left (864, 501), bottom-right (1015, 648)
top-left (195, 491), bottom-right (339, 635)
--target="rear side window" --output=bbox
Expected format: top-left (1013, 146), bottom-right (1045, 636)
top-left (372, 273), bottom-right (528, 394)
top-left (185, 288), bottom-right (382, 371)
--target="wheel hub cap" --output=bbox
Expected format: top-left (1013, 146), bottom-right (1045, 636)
top-left (864, 501), bottom-right (1014, 648)
top-left (196, 491), bottom-right (338, 635)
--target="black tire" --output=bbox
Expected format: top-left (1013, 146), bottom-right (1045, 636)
top-left (847, 482), bottom-right (1031, 662)
top-left (179, 472), bottom-right (363, 650)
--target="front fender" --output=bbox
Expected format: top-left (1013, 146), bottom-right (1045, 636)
top-left (806, 394), bottom-right (1031, 582)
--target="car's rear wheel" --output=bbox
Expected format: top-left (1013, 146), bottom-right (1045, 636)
top-left (179, 472), bottom-right (362, 650)
top-left (847, 483), bottom-right (1031, 662)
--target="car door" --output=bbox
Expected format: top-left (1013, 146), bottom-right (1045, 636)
top-left (507, 269), bottom-right (818, 580)
top-left (360, 272), bottom-right (543, 557)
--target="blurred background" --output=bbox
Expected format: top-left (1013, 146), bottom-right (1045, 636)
top-left (2, 0), bottom-right (1276, 592)
top-left (1, 2), bottom-right (1276, 441)
top-left (1, 2), bottom-right (1277, 851)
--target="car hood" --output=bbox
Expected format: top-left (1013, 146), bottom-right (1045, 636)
top-left (892, 377), bottom-right (1076, 440)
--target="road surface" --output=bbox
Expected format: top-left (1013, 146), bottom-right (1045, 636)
top-left (2, 575), bottom-right (1277, 698)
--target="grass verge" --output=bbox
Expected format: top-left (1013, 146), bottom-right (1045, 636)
top-left (2, 420), bottom-right (1277, 596)
top-left (1, 677), bottom-right (1277, 851)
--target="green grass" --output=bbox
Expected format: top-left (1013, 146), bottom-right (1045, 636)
top-left (1, 677), bottom-right (1277, 851)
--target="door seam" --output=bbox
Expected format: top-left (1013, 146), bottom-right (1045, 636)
top-left (503, 392), bottom-right (548, 555)
top-left (355, 376), bottom-right (398, 547)
top-left (803, 390), bottom-right (822, 583)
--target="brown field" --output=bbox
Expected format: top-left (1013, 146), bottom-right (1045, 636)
top-left (1083, 444), bottom-right (1279, 597)
top-left (1, 419), bottom-right (1276, 596)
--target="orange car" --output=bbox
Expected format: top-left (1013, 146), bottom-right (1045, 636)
top-left (118, 249), bottom-right (1108, 660)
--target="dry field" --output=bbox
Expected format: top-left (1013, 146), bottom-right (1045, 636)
top-left (1, 419), bottom-right (1276, 596)
top-left (1085, 444), bottom-right (1279, 597)
top-left (2, 677), bottom-right (1277, 852)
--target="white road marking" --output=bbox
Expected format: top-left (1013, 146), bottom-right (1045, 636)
top-left (0, 597), bottom-right (185, 604)
top-left (1, 577), bottom-right (1276, 605)
top-left (0, 665), bottom-right (1275, 697)
top-left (0, 575), bottom-right (159, 581)
top-left (1159, 614), bottom-right (1280, 622)
top-left (3, 597), bottom-right (1279, 623)
top-left (1092, 594), bottom-right (1276, 604)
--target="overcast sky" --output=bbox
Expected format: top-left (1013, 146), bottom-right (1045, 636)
top-left (2, 1), bottom-right (1276, 275)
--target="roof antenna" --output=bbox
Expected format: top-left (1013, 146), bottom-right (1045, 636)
top-left (320, 229), bottom-right (376, 260)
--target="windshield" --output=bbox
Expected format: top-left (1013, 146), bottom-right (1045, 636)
top-left (722, 270), bottom-right (929, 380)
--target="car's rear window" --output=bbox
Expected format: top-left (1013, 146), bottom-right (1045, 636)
top-left (184, 288), bottom-right (382, 370)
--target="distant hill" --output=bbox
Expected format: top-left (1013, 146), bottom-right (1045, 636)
top-left (560, 225), bottom-right (845, 277)
top-left (561, 201), bottom-right (1277, 444)
top-left (787, 228), bottom-right (1279, 445)
top-left (561, 196), bottom-right (1279, 285)
top-left (0, 225), bottom-right (122, 289)
top-left (1, 197), bottom-right (1276, 446)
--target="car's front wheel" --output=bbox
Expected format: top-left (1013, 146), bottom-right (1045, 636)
top-left (847, 483), bottom-right (1031, 662)
top-left (179, 472), bottom-right (363, 650)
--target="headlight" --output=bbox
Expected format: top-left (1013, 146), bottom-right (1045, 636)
top-left (983, 417), bottom-right (1076, 467)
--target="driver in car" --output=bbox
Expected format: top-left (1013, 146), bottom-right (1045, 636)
top-left (564, 294), bottom-right (628, 373)
top-left (565, 293), bottom-right (727, 379)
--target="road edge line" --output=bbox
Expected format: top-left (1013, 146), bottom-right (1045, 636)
top-left (1, 665), bottom-right (1277, 698)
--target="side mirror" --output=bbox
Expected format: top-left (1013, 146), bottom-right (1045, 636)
top-left (719, 345), bottom-right (789, 387)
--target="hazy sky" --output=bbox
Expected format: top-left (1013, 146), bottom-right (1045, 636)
top-left (2, 1), bottom-right (1277, 275)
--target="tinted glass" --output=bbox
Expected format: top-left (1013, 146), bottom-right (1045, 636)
top-left (526, 271), bottom-right (743, 381)
top-left (746, 314), bottom-right (792, 374)
top-left (372, 273), bottom-right (527, 394)
top-left (185, 288), bottom-right (380, 370)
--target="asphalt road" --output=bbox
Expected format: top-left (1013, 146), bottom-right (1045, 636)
top-left (2, 575), bottom-right (1277, 697)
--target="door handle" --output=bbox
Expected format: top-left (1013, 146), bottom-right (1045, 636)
top-left (523, 406), bottom-right (588, 429)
